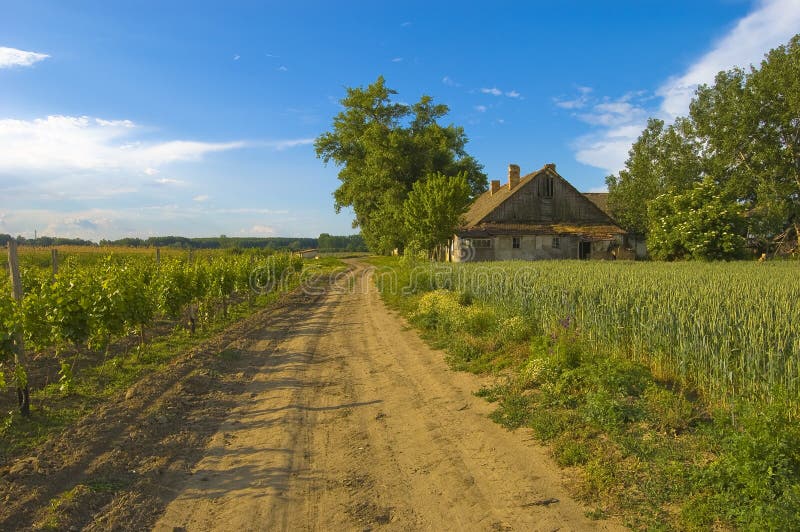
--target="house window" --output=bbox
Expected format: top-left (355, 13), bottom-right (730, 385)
top-left (512, 237), bottom-right (521, 249)
top-left (472, 238), bottom-right (492, 248)
top-left (539, 176), bottom-right (554, 198)
top-left (552, 237), bottom-right (560, 249)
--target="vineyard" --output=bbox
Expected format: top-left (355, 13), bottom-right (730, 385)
top-left (0, 247), bottom-right (304, 415)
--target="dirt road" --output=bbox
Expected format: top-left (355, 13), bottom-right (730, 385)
top-left (153, 262), bottom-right (621, 531)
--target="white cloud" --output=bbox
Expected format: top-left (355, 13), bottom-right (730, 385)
top-left (263, 138), bottom-right (314, 150)
top-left (277, 65), bottom-right (288, 71)
top-left (193, 194), bottom-right (209, 202)
top-left (0, 47), bottom-right (49, 68)
top-left (658, 0), bottom-right (800, 119)
top-left (218, 208), bottom-right (289, 215)
top-left (577, 101), bottom-right (647, 127)
top-left (574, 125), bottom-right (644, 174)
top-left (562, 0), bottom-right (800, 175)
top-left (391, 57), bottom-right (403, 62)
top-left (144, 167), bottom-right (159, 176)
top-left (401, 21), bottom-right (412, 27)
top-left (0, 115), bottom-right (247, 174)
top-left (249, 224), bottom-right (276, 235)
top-left (3, 205), bottom-right (296, 240)
top-left (233, 54), bottom-right (240, 61)
top-left (481, 87), bottom-right (522, 99)
top-left (474, 105), bottom-right (487, 113)
top-left (554, 86), bottom-right (593, 109)
top-left (442, 76), bottom-right (460, 87)
top-left (563, 89), bottom-right (649, 174)
top-left (153, 177), bottom-right (184, 185)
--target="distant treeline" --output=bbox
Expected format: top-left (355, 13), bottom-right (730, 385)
top-left (0, 234), bottom-right (97, 247)
top-left (317, 233), bottom-right (367, 252)
top-left (99, 236), bottom-right (318, 250)
top-left (0, 233), bottom-right (366, 252)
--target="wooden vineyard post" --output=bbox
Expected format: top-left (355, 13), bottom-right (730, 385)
top-left (7, 241), bottom-right (30, 416)
top-left (51, 248), bottom-right (59, 277)
top-left (156, 247), bottom-right (161, 266)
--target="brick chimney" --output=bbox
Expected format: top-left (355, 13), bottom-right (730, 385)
top-left (508, 164), bottom-right (520, 189)
top-left (490, 180), bottom-right (501, 195)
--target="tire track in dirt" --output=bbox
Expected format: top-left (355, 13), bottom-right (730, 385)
top-left (154, 262), bottom-right (625, 531)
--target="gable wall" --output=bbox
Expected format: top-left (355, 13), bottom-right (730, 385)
top-left (482, 173), bottom-right (612, 224)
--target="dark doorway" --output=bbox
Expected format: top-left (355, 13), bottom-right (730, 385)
top-left (579, 241), bottom-right (591, 259)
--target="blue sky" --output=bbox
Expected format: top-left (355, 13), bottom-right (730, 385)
top-left (1, 0), bottom-right (799, 240)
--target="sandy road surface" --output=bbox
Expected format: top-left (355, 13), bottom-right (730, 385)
top-left (154, 262), bottom-right (622, 531)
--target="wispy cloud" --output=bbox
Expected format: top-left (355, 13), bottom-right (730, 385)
top-left (4, 205), bottom-right (296, 240)
top-left (262, 138), bottom-right (314, 150)
top-left (217, 208), bottom-right (290, 215)
top-left (561, 0), bottom-right (800, 175)
top-left (401, 21), bottom-right (412, 27)
top-left (576, 100), bottom-right (647, 127)
top-left (233, 54), bottom-right (240, 61)
top-left (560, 90), bottom-right (650, 174)
top-left (554, 86), bottom-right (593, 109)
top-left (0, 115), bottom-right (247, 174)
top-left (481, 86), bottom-right (522, 99)
top-left (248, 224), bottom-right (276, 235)
top-left (0, 46), bottom-right (49, 68)
top-left (391, 57), bottom-right (403, 63)
top-left (0, 115), bottom-right (313, 210)
top-left (442, 76), bottom-right (460, 87)
top-left (0, 116), bottom-right (311, 175)
top-left (153, 177), bottom-right (185, 186)
top-left (193, 194), bottom-right (209, 202)
top-left (474, 105), bottom-right (487, 113)
top-left (277, 65), bottom-right (288, 71)
top-left (658, 0), bottom-right (800, 119)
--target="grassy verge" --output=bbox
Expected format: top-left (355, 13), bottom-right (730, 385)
top-left (0, 258), bottom-right (347, 461)
top-left (366, 256), bottom-right (800, 530)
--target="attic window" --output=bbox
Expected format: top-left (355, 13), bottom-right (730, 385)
top-left (539, 176), bottom-right (554, 198)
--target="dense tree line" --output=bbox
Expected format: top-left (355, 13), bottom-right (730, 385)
top-left (317, 233), bottom-right (367, 252)
top-left (316, 76), bottom-right (486, 255)
top-left (0, 234), bottom-right (318, 250)
top-left (0, 234), bottom-right (97, 247)
top-left (607, 34), bottom-right (800, 259)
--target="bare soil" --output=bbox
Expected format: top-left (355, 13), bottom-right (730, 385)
top-left (1, 262), bottom-right (624, 531)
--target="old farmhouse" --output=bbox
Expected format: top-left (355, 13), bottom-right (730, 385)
top-left (450, 163), bottom-right (638, 262)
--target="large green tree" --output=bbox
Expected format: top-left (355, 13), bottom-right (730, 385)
top-left (691, 35), bottom-right (800, 249)
top-left (607, 33), bottom-right (800, 257)
top-left (606, 118), bottom-right (702, 234)
top-left (403, 172), bottom-right (472, 258)
top-left (315, 77), bottom-right (486, 254)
